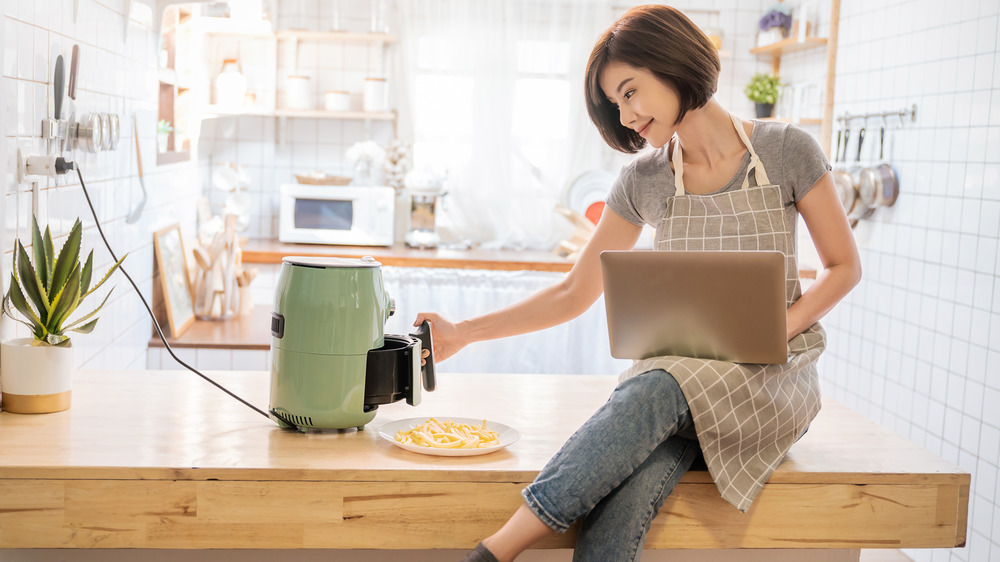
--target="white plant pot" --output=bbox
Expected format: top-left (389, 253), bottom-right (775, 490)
top-left (0, 337), bottom-right (74, 414)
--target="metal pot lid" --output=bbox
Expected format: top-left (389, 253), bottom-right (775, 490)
top-left (282, 256), bottom-right (382, 268)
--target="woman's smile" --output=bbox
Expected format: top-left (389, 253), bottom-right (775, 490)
top-left (636, 119), bottom-right (653, 136)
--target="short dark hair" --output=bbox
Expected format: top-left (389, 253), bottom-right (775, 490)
top-left (585, 5), bottom-right (721, 153)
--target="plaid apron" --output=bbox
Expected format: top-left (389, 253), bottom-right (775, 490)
top-left (619, 113), bottom-right (826, 512)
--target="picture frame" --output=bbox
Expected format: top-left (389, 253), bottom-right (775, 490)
top-left (153, 224), bottom-right (196, 338)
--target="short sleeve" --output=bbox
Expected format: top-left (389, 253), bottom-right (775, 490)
top-left (782, 125), bottom-right (832, 203)
top-left (604, 161), bottom-right (645, 226)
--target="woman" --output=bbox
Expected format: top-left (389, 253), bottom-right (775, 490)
top-left (416, 5), bottom-right (861, 561)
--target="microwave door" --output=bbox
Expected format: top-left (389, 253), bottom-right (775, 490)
top-left (294, 198), bottom-right (353, 231)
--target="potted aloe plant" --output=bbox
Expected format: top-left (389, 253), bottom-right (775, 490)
top-left (1, 217), bottom-right (124, 413)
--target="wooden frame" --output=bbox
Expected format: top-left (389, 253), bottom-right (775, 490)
top-left (152, 224), bottom-right (196, 338)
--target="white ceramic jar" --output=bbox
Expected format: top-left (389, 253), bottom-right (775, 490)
top-left (287, 75), bottom-right (312, 110)
top-left (324, 91), bottom-right (350, 112)
top-left (216, 59), bottom-right (247, 109)
top-left (363, 77), bottom-right (388, 112)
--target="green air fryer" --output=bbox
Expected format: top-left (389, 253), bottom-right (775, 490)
top-left (268, 256), bottom-right (435, 431)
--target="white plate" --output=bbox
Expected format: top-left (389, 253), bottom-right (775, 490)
top-left (378, 417), bottom-right (520, 457)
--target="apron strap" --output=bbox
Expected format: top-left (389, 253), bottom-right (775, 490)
top-left (729, 112), bottom-right (771, 189)
top-left (671, 113), bottom-right (772, 197)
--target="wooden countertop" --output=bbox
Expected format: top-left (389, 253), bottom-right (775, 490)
top-left (0, 370), bottom-right (968, 550)
top-left (241, 239), bottom-right (577, 272)
top-left (149, 305), bottom-right (272, 349)
top-left (241, 239), bottom-right (819, 278)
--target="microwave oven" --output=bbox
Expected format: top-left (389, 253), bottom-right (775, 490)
top-left (278, 184), bottom-right (395, 246)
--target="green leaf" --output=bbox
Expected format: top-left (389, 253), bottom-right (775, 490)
top-left (47, 263), bottom-right (81, 335)
top-left (3, 289), bottom-right (44, 337)
top-left (80, 253), bottom-right (126, 301)
top-left (16, 240), bottom-right (50, 324)
top-left (80, 250), bottom-right (94, 297)
top-left (62, 287), bottom-right (114, 333)
top-left (50, 219), bottom-right (82, 304)
top-left (31, 217), bottom-right (48, 290)
top-left (5, 274), bottom-right (45, 339)
top-left (44, 225), bottom-right (55, 286)
top-left (67, 317), bottom-right (99, 334)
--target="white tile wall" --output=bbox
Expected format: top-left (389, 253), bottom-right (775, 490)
top-left (201, 0), bottom-right (395, 241)
top-left (2, 0), bottom-right (201, 371)
top-left (814, 0), bottom-right (1000, 561)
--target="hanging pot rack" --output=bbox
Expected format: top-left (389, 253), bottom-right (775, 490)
top-left (837, 104), bottom-right (917, 126)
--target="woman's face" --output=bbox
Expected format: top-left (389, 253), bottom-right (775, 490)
top-left (599, 62), bottom-right (681, 149)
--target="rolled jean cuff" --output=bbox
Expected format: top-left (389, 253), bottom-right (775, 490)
top-left (521, 486), bottom-right (571, 533)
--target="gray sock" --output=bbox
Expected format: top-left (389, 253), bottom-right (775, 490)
top-left (460, 541), bottom-right (499, 562)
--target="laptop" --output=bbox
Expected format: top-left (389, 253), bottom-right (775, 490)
top-left (600, 250), bottom-right (788, 364)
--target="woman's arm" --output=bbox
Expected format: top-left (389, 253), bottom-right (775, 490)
top-left (788, 172), bottom-right (862, 339)
top-left (415, 210), bottom-right (643, 362)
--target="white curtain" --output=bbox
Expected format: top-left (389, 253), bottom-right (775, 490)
top-left (392, 0), bottom-right (621, 250)
top-left (382, 267), bottom-right (631, 375)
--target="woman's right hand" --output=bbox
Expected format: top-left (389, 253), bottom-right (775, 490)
top-left (413, 312), bottom-right (466, 364)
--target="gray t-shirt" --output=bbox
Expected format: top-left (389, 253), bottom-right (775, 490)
top-left (606, 120), bottom-right (832, 228)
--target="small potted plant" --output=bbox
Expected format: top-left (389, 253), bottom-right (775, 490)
top-left (744, 73), bottom-right (782, 118)
top-left (157, 120), bottom-right (173, 152)
top-left (757, 5), bottom-right (792, 47)
top-left (1, 217), bottom-right (124, 414)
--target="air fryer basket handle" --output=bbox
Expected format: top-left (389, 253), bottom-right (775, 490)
top-left (411, 320), bottom-right (436, 392)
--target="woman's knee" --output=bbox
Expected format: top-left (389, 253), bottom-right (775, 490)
top-left (618, 369), bottom-right (684, 403)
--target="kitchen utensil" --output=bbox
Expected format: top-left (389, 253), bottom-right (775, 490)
top-left (53, 56), bottom-right (64, 121)
top-left (126, 114), bottom-right (147, 224)
top-left (378, 417), bottom-right (520, 457)
top-left (269, 256), bottom-right (436, 431)
top-left (68, 45), bottom-right (79, 100)
top-left (857, 125), bottom-right (882, 214)
top-left (831, 123), bottom-right (855, 215)
top-left (99, 113), bottom-right (112, 150)
top-left (74, 113), bottom-right (103, 153)
top-left (875, 125), bottom-right (899, 206)
top-left (847, 127), bottom-right (873, 225)
top-left (192, 246), bottom-right (212, 270)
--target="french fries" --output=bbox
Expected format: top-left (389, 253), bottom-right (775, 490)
top-left (395, 418), bottom-right (501, 449)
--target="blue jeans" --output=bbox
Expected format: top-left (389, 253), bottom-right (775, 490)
top-left (521, 370), bottom-right (699, 562)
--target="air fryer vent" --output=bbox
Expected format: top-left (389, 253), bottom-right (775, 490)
top-left (287, 414), bottom-right (313, 427)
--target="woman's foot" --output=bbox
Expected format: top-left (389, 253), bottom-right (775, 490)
top-left (460, 541), bottom-right (499, 562)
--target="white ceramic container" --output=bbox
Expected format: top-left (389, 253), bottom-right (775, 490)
top-left (0, 337), bottom-right (74, 413)
top-left (363, 78), bottom-right (388, 112)
top-left (324, 91), bottom-right (350, 112)
top-left (287, 76), bottom-right (312, 110)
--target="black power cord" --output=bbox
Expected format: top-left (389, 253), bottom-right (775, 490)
top-left (66, 160), bottom-right (271, 421)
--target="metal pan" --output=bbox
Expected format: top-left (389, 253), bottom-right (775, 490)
top-left (847, 127), bottom-right (873, 225)
top-left (875, 125), bottom-right (899, 206)
top-left (857, 126), bottom-right (882, 215)
top-left (832, 123), bottom-right (856, 216)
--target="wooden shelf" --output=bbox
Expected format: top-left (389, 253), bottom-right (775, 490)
top-left (275, 29), bottom-right (396, 44)
top-left (274, 108), bottom-right (396, 120)
top-left (760, 117), bottom-right (823, 125)
top-left (180, 16), bottom-right (275, 38)
top-left (195, 107), bottom-right (397, 121)
top-left (750, 36), bottom-right (828, 57)
top-left (156, 149), bottom-right (190, 165)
